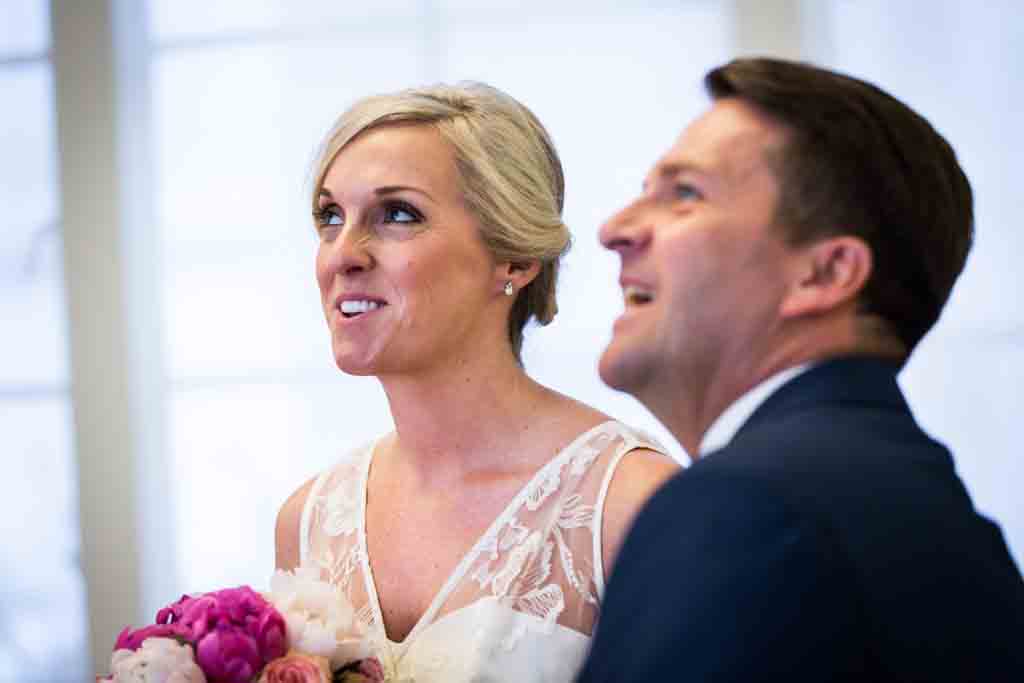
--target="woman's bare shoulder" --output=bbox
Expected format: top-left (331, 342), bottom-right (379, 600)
top-left (275, 476), bottom-right (318, 571)
top-left (607, 446), bottom-right (681, 513)
top-left (601, 446), bottom-right (682, 575)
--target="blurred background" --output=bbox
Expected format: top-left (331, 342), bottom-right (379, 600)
top-left (1, 0), bottom-right (1021, 680)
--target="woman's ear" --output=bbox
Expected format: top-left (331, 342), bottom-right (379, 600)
top-left (779, 236), bottom-right (873, 319)
top-left (495, 259), bottom-right (541, 296)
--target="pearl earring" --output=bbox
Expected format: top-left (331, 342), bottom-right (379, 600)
top-left (504, 281), bottom-right (514, 297)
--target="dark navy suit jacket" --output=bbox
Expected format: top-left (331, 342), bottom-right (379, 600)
top-left (578, 357), bottom-right (1024, 681)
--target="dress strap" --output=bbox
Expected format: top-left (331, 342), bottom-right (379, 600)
top-left (591, 425), bottom-right (668, 598)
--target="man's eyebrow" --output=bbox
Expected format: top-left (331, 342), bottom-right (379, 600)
top-left (642, 162), bottom-right (707, 191)
top-left (657, 162), bottom-right (707, 178)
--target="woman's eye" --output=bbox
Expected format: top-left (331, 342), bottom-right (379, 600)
top-left (384, 203), bottom-right (421, 224)
top-left (314, 207), bottom-right (344, 227)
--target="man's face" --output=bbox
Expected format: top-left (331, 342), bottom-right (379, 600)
top-left (599, 98), bottom-right (797, 406)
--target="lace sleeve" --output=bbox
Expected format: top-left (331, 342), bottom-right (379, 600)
top-left (591, 428), bottom-right (669, 598)
top-left (299, 467), bottom-right (331, 565)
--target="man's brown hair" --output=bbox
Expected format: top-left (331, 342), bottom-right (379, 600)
top-left (705, 57), bottom-right (973, 354)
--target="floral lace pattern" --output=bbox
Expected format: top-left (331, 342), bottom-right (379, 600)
top-left (301, 421), bottom-right (662, 682)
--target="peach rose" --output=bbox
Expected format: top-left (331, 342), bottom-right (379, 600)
top-left (257, 651), bottom-right (331, 683)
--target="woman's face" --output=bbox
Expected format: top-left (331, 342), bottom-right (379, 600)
top-left (315, 124), bottom-right (505, 377)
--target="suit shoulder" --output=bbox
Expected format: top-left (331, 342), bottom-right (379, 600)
top-left (633, 456), bottom-right (811, 545)
top-left (712, 401), bottom-right (954, 483)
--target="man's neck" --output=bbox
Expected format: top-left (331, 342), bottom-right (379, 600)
top-left (649, 343), bottom-right (853, 456)
top-left (642, 359), bottom-right (780, 457)
top-left (697, 363), bottom-right (814, 456)
top-left (645, 316), bottom-right (906, 456)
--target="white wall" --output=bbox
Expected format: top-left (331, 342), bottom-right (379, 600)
top-left (818, 0), bottom-right (1024, 575)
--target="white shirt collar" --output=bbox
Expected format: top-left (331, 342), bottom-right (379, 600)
top-left (697, 363), bottom-right (814, 457)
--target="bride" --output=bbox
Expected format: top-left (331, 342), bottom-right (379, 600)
top-left (275, 82), bottom-right (679, 682)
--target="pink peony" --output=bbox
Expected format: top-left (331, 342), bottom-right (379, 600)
top-left (256, 651), bottom-right (332, 683)
top-left (194, 623), bottom-right (262, 683)
top-left (184, 589), bottom-right (285, 682)
top-left (115, 586), bottom-right (288, 683)
top-left (156, 587), bottom-right (287, 659)
top-left (115, 622), bottom-right (193, 651)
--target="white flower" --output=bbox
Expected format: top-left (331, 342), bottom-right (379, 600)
top-left (266, 565), bottom-right (372, 670)
top-left (108, 638), bottom-right (206, 683)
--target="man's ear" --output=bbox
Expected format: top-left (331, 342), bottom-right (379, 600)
top-left (780, 236), bottom-right (873, 319)
top-left (495, 259), bottom-right (541, 295)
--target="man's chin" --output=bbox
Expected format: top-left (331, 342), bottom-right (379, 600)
top-left (598, 343), bottom-right (642, 394)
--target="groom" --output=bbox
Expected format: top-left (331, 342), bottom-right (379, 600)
top-left (578, 58), bottom-right (1024, 680)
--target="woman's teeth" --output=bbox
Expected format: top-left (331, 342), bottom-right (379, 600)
top-left (340, 300), bottom-right (383, 315)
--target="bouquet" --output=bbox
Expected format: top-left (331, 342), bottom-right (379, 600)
top-left (97, 566), bottom-right (384, 683)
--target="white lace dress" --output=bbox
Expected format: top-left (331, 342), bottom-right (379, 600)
top-left (299, 420), bottom-right (662, 682)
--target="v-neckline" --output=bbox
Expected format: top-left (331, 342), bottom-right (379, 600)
top-left (357, 420), bottom-right (614, 653)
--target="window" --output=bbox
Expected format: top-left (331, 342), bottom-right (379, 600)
top-left (0, 2), bottom-right (87, 681)
top-left (23, 3), bottom-right (1021, 674)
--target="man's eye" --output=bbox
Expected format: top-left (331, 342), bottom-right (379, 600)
top-left (674, 184), bottom-right (702, 201)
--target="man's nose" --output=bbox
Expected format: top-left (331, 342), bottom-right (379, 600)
top-left (599, 198), bottom-right (652, 256)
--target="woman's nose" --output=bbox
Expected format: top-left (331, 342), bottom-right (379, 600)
top-left (323, 226), bottom-right (374, 276)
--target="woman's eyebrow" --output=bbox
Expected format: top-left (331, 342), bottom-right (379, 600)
top-left (317, 185), bottom-right (435, 202)
top-left (375, 185), bottom-right (434, 201)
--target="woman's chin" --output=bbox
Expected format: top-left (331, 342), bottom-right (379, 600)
top-left (333, 355), bottom-right (377, 376)
top-left (330, 345), bottom-right (380, 377)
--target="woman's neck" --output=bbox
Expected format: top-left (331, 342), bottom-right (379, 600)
top-left (376, 349), bottom-right (559, 481)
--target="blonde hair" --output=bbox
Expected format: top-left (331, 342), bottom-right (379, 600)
top-left (311, 82), bottom-right (571, 361)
